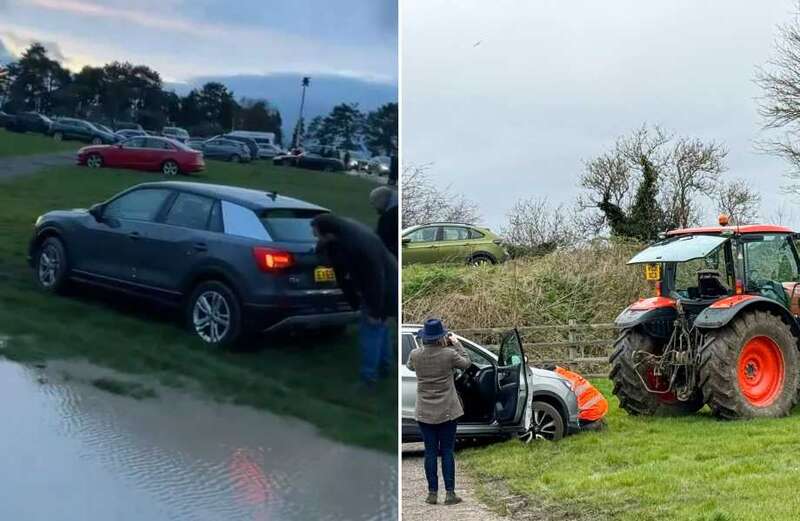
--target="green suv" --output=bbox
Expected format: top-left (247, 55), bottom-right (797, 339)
top-left (402, 222), bottom-right (509, 265)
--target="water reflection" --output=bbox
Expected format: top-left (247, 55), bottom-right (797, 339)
top-left (0, 360), bottom-right (396, 520)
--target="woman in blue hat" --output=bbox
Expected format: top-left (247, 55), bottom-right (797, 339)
top-left (407, 318), bottom-right (472, 506)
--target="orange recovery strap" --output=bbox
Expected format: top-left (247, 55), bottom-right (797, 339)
top-left (554, 366), bottom-right (608, 422)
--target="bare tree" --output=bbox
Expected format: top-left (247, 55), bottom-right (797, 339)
top-left (756, 3), bottom-right (800, 193)
top-left (578, 125), bottom-right (727, 236)
top-left (501, 197), bottom-right (576, 255)
top-left (715, 179), bottom-right (761, 225)
top-left (401, 164), bottom-right (481, 228)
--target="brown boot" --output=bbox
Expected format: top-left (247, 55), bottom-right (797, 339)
top-left (425, 492), bottom-right (438, 504)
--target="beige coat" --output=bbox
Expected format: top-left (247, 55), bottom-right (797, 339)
top-left (407, 339), bottom-right (472, 424)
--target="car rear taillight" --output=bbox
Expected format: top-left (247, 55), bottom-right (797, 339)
top-left (252, 246), bottom-right (294, 271)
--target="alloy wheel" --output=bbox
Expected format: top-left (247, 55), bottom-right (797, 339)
top-left (92, 137), bottom-right (102, 145)
top-left (86, 155), bottom-right (102, 168)
top-left (192, 290), bottom-right (231, 344)
top-left (519, 405), bottom-right (559, 443)
top-left (38, 245), bottom-right (60, 288)
top-left (53, 132), bottom-right (63, 141)
top-left (162, 161), bottom-right (178, 176)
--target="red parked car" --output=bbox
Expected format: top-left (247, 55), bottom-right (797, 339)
top-left (77, 136), bottom-right (205, 176)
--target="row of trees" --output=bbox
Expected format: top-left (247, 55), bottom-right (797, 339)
top-left (304, 102), bottom-right (398, 156)
top-left (0, 42), bottom-right (399, 149)
top-left (0, 43), bottom-right (283, 139)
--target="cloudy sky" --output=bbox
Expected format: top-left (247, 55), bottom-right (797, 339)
top-left (402, 0), bottom-right (800, 230)
top-left (0, 0), bottom-right (397, 83)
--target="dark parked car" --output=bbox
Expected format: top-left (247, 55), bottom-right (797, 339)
top-left (217, 134), bottom-right (260, 160)
top-left (5, 111), bottom-right (53, 134)
top-left (0, 110), bottom-right (13, 128)
top-left (113, 121), bottom-right (144, 131)
top-left (115, 129), bottom-right (148, 140)
top-left (273, 151), bottom-right (345, 172)
top-left (77, 136), bottom-right (205, 176)
top-left (198, 138), bottom-right (252, 162)
top-left (49, 118), bottom-right (119, 145)
top-left (28, 181), bottom-right (357, 345)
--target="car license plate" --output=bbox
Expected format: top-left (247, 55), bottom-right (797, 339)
top-left (644, 263), bottom-right (661, 281)
top-left (314, 266), bottom-right (336, 283)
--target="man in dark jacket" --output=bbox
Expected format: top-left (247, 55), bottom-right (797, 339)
top-left (370, 186), bottom-right (398, 257)
top-left (312, 214), bottom-right (398, 384)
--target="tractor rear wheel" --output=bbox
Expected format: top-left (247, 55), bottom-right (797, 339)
top-left (610, 329), bottom-right (705, 416)
top-left (698, 310), bottom-right (798, 419)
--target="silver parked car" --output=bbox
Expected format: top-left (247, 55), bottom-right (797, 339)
top-left (401, 324), bottom-right (581, 442)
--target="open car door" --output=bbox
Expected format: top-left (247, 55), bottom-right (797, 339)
top-left (495, 329), bottom-right (529, 427)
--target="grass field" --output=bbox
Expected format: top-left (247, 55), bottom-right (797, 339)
top-left (0, 150), bottom-right (395, 452)
top-left (463, 378), bottom-right (800, 520)
top-left (0, 128), bottom-right (79, 157)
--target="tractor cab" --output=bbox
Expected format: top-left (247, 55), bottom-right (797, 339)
top-left (625, 219), bottom-right (800, 322)
top-left (610, 216), bottom-right (800, 422)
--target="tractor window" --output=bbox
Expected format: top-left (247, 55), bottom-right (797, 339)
top-left (673, 245), bottom-right (731, 299)
top-left (744, 235), bottom-right (799, 286)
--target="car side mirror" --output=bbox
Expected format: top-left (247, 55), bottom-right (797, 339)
top-left (402, 238), bottom-right (411, 245)
top-left (88, 203), bottom-right (104, 221)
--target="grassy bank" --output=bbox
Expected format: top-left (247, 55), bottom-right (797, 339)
top-left (463, 379), bottom-right (800, 520)
top-left (0, 128), bottom-right (79, 157)
top-left (0, 157), bottom-right (394, 452)
top-left (403, 242), bottom-right (649, 329)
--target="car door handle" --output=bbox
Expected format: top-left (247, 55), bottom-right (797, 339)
top-left (193, 242), bottom-right (208, 252)
top-left (129, 231), bottom-right (141, 240)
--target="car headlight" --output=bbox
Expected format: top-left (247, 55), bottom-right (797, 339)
top-left (35, 215), bottom-right (43, 227)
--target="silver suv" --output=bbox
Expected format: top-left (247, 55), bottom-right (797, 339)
top-left (401, 325), bottom-right (581, 442)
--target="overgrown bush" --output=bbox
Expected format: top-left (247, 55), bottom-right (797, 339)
top-left (402, 239), bottom-right (650, 329)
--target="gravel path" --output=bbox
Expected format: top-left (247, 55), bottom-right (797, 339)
top-left (402, 442), bottom-right (506, 521)
top-left (0, 151), bottom-right (75, 180)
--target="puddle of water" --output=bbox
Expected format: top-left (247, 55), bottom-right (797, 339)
top-left (0, 360), bottom-right (397, 520)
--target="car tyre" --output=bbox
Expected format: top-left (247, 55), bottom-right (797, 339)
top-left (161, 160), bottom-right (180, 176)
top-left (53, 132), bottom-right (63, 141)
top-left (187, 281), bottom-right (242, 348)
top-left (469, 254), bottom-right (495, 267)
top-left (86, 153), bottom-right (103, 168)
top-left (519, 401), bottom-right (565, 442)
top-left (35, 236), bottom-right (69, 294)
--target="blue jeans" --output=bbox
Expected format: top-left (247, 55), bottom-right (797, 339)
top-left (417, 420), bottom-right (457, 493)
top-left (358, 312), bottom-right (391, 382)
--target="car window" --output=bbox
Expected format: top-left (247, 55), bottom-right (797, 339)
top-left (460, 338), bottom-right (494, 368)
top-left (258, 209), bottom-right (326, 242)
top-left (441, 227), bottom-right (470, 241)
top-left (104, 189), bottom-right (171, 222)
top-left (146, 138), bottom-right (168, 149)
top-left (744, 235), bottom-right (799, 285)
top-left (123, 137), bottom-right (146, 148)
top-left (401, 334), bottom-right (418, 364)
top-left (221, 201), bottom-right (270, 240)
top-left (405, 226), bottom-right (438, 243)
top-left (469, 228), bottom-right (485, 239)
top-left (164, 193), bottom-right (215, 230)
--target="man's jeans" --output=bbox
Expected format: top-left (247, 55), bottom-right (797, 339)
top-left (359, 312), bottom-right (391, 382)
top-left (417, 420), bottom-right (457, 493)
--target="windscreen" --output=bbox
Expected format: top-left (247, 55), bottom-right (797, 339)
top-left (259, 209), bottom-right (326, 242)
top-left (628, 235), bottom-right (729, 264)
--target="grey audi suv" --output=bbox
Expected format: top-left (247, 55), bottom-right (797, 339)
top-left (29, 181), bottom-right (358, 346)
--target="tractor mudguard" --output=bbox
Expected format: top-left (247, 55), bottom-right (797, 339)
top-left (694, 295), bottom-right (796, 330)
top-left (615, 297), bottom-right (677, 330)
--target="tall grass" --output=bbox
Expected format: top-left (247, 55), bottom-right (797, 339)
top-left (403, 240), bottom-right (651, 329)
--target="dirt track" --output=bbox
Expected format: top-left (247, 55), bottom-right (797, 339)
top-left (0, 151), bottom-right (74, 180)
top-left (402, 443), bottom-right (506, 521)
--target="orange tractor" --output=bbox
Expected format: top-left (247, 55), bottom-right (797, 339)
top-left (610, 217), bottom-right (800, 419)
